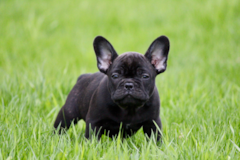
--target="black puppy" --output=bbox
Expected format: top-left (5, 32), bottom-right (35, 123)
top-left (54, 36), bottom-right (170, 141)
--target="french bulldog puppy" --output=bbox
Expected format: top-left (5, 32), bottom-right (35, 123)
top-left (54, 35), bottom-right (170, 141)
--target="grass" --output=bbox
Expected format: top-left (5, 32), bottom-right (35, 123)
top-left (0, 0), bottom-right (240, 159)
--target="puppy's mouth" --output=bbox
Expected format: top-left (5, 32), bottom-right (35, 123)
top-left (111, 91), bottom-right (149, 108)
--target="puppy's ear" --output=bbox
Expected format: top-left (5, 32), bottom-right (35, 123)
top-left (93, 36), bottom-right (118, 74)
top-left (145, 36), bottom-right (170, 74)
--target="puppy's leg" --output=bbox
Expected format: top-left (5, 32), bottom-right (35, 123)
top-left (85, 122), bottom-right (103, 140)
top-left (54, 83), bottom-right (82, 133)
top-left (54, 105), bottom-right (81, 133)
top-left (143, 117), bottom-right (162, 141)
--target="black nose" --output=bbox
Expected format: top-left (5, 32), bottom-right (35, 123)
top-left (124, 82), bottom-right (134, 90)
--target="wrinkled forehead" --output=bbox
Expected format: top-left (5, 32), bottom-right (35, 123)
top-left (112, 52), bottom-right (152, 70)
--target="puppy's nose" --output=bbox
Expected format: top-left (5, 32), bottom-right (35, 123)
top-left (124, 82), bottom-right (134, 90)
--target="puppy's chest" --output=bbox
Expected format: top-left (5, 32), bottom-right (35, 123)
top-left (97, 108), bottom-right (149, 133)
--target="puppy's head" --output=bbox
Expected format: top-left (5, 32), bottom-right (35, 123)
top-left (93, 36), bottom-right (170, 108)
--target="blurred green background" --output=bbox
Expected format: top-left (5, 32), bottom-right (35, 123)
top-left (1, 0), bottom-right (239, 76)
top-left (0, 0), bottom-right (240, 159)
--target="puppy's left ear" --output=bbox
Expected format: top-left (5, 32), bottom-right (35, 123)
top-left (93, 36), bottom-right (118, 74)
top-left (145, 36), bottom-right (170, 74)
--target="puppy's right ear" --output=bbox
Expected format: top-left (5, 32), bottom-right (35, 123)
top-left (93, 36), bottom-right (118, 74)
top-left (145, 36), bottom-right (170, 74)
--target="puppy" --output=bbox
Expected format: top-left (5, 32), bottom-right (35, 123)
top-left (54, 36), bottom-right (170, 141)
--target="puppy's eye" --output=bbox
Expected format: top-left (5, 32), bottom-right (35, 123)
top-left (111, 73), bottom-right (119, 79)
top-left (142, 74), bottom-right (150, 79)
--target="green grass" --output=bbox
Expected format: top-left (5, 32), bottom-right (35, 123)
top-left (0, 0), bottom-right (240, 159)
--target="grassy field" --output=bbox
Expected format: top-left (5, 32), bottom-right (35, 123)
top-left (0, 0), bottom-right (240, 159)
